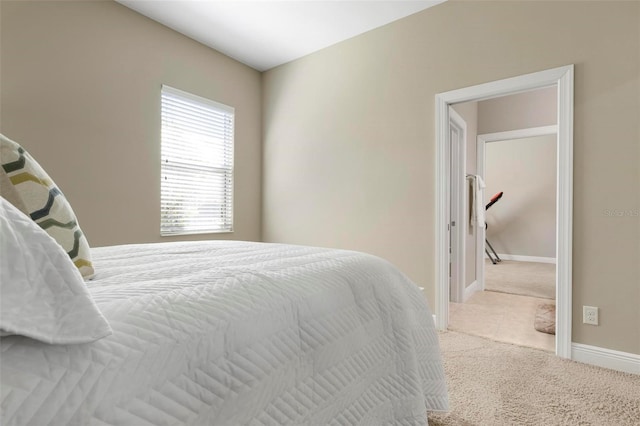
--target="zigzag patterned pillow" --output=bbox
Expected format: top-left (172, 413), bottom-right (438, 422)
top-left (0, 134), bottom-right (94, 278)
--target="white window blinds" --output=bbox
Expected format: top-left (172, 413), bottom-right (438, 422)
top-left (160, 85), bottom-right (234, 235)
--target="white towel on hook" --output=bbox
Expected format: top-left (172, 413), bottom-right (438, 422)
top-left (470, 175), bottom-right (486, 229)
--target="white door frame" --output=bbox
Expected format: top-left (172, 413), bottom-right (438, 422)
top-left (435, 65), bottom-right (574, 359)
top-left (476, 124), bottom-right (558, 292)
top-left (448, 108), bottom-right (466, 303)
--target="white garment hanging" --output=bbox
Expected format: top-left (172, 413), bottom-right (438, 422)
top-left (469, 175), bottom-right (486, 229)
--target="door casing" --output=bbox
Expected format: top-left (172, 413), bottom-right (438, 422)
top-left (434, 65), bottom-right (574, 359)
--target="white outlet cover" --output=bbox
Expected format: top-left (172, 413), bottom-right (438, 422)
top-left (583, 306), bottom-right (599, 325)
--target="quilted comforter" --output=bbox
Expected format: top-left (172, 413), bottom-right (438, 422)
top-left (1, 241), bottom-right (448, 425)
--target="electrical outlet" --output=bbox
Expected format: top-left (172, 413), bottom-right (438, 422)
top-left (583, 306), bottom-right (599, 325)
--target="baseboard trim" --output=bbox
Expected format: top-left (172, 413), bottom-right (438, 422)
top-left (485, 253), bottom-right (556, 264)
top-left (572, 343), bottom-right (640, 375)
top-left (463, 280), bottom-right (478, 302)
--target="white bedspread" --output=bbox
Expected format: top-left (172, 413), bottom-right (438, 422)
top-left (1, 241), bottom-right (447, 425)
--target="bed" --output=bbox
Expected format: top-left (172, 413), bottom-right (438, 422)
top-left (0, 132), bottom-right (447, 425)
top-left (1, 238), bottom-right (448, 425)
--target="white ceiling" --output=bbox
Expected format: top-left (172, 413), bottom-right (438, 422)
top-left (116, 0), bottom-right (446, 71)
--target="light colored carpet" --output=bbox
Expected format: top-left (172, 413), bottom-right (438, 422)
top-left (427, 331), bottom-right (640, 425)
top-left (485, 259), bottom-right (555, 300)
top-left (449, 291), bottom-right (555, 352)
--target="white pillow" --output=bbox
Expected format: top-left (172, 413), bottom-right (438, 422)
top-left (0, 197), bottom-right (111, 344)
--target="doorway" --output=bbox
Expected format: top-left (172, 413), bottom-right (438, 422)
top-left (434, 65), bottom-right (574, 359)
top-left (477, 125), bottom-right (558, 292)
top-left (453, 124), bottom-right (558, 352)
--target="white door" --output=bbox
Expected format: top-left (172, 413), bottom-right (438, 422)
top-left (449, 108), bottom-right (466, 303)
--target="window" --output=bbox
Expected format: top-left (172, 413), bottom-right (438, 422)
top-left (160, 85), bottom-right (234, 235)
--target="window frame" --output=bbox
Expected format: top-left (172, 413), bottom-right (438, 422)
top-left (160, 85), bottom-right (235, 236)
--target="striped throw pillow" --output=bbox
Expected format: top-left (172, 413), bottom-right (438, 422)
top-left (0, 134), bottom-right (94, 278)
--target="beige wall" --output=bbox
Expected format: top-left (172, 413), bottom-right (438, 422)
top-left (263, 1), bottom-right (640, 354)
top-left (0, 0), bottom-right (262, 246)
top-left (478, 86), bottom-right (557, 134)
top-left (452, 102), bottom-right (478, 288)
top-left (485, 135), bottom-right (557, 258)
